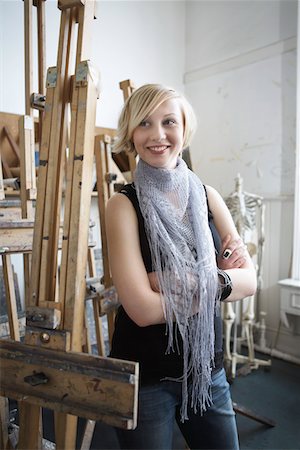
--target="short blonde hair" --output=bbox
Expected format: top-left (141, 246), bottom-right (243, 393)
top-left (113, 84), bottom-right (197, 154)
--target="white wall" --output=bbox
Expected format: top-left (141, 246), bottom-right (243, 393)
top-left (184, 0), bottom-right (299, 358)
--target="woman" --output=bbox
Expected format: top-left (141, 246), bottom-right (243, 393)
top-left (106, 84), bottom-right (257, 450)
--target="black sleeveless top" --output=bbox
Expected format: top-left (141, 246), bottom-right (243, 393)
top-left (110, 183), bottom-right (223, 385)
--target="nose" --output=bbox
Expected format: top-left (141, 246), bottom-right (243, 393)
top-left (150, 124), bottom-right (166, 142)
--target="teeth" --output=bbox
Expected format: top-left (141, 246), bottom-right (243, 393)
top-left (149, 146), bottom-right (167, 151)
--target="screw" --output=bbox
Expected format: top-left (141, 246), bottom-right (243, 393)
top-left (40, 332), bottom-right (50, 343)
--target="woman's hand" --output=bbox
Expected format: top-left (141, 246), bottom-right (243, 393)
top-left (148, 271), bottom-right (160, 292)
top-left (148, 270), bottom-right (198, 295)
top-left (217, 234), bottom-right (248, 270)
top-left (147, 270), bottom-right (198, 319)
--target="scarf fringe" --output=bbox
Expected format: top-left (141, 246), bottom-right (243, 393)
top-left (135, 158), bottom-right (220, 422)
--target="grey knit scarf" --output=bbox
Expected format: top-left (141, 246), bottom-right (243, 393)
top-left (134, 157), bottom-right (220, 421)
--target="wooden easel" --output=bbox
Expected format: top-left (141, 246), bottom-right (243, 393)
top-left (0, 2), bottom-right (138, 449)
top-left (119, 79), bottom-right (136, 179)
top-left (93, 134), bottom-right (116, 352)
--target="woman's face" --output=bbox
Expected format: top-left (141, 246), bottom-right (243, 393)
top-left (132, 98), bottom-right (184, 170)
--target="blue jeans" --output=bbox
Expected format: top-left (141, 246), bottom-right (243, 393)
top-left (115, 368), bottom-right (239, 450)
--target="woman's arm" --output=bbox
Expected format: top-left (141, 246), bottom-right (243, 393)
top-left (205, 185), bottom-right (257, 302)
top-left (105, 193), bottom-right (165, 327)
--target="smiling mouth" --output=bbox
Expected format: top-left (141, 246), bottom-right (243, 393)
top-left (147, 145), bottom-right (169, 154)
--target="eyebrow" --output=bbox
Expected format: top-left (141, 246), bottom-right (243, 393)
top-left (162, 113), bottom-right (180, 118)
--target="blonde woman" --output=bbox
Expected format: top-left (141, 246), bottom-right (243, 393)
top-left (106, 84), bottom-right (256, 450)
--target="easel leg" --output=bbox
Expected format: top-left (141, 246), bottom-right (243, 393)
top-left (232, 402), bottom-right (276, 427)
top-left (80, 419), bottom-right (96, 450)
top-left (0, 397), bottom-right (10, 450)
top-left (23, 254), bottom-right (32, 308)
top-left (55, 412), bottom-right (78, 450)
top-left (2, 254), bottom-right (20, 341)
top-left (92, 298), bottom-right (105, 356)
top-left (18, 402), bottom-right (42, 450)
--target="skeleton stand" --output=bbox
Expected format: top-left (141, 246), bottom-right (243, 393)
top-left (223, 174), bottom-right (271, 379)
top-left (0, 2), bottom-right (138, 449)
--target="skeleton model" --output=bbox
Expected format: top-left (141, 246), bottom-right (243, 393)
top-left (224, 174), bottom-right (271, 378)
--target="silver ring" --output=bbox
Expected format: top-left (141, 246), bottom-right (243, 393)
top-left (222, 248), bottom-right (232, 260)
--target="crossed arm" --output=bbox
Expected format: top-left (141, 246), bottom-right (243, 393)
top-left (105, 185), bottom-right (257, 327)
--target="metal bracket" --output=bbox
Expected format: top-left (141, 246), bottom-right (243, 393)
top-left (31, 93), bottom-right (46, 111)
top-left (24, 372), bottom-right (49, 387)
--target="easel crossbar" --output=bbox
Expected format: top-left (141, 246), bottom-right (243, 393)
top-left (0, 340), bottom-right (138, 429)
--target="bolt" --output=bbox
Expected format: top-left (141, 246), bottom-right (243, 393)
top-left (40, 332), bottom-right (50, 343)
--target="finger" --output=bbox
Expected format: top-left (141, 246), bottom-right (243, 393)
top-left (230, 245), bottom-right (247, 260)
top-left (230, 256), bottom-right (246, 268)
top-left (221, 236), bottom-right (244, 259)
top-left (222, 248), bottom-right (233, 260)
top-left (229, 237), bottom-right (243, 250)
top-left (221, 234), bottom-right (231, 250)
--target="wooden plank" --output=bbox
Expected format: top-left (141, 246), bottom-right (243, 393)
top-left (94, 135), bottom-right (116, 346)
top-left (0, 112), bottom-right (22, 168)
top-left (38, 7), bottom-right (75, 305)
top-left (54, 412), bottom-right (77, 450)
top-left (0, 228), bottom-right (33, 254)
top-left (0, 223), bottom-right (84, 254)
top-left (18, 401), bottom-right (42, 450)
top-left (19, 115), bottom-right (36, 308)
top-left (26, 306), bottom-right (61, 329)
top-left (24, 0), bottom-right (34, 116)
top-left (95, 136), bottom-right (111, 286)
top-left (30, 67), bottom-right (56, 306)
top-left (80, 419), bottom-right (95, 450)
top-left (119, 79), bottom-right (136, 178)
top-left (0, 219), bottom-right (35, 228)
top-left (0, 397), bottom-right (10, 450)
top-left (82, 308), bottom-right (92, 354)
top-left (0, 153), bottom-right (4, 200)
top-left (44, 6), bottom-right (75, 310)
top-left (0, 340), bottom-right (139, 429)
top-left (87, 247), bottom-right (96, 278)
top-left (2, 127), bottom-right (20, 162)
top-left (103, 135), bottom-right (115, 198)
top-left (74, 0), bottom-right (95, 66)
top-left (0, 153), bottom-right (13, 179)
top-left (119, 79), bottom-right (135, 100)
top-left (0, 203), bottom-right (21, 217)
top-left (92, 298), bottom-right (105, 356)
top-left (36, 0), bottom-right (46, 142)
top-left (58, 59), bottom-right (80, 327)
top-left (94, 126), bottom-right (116, 139)
top-left (19, 115), bottom-right (36, 214)
top-left (62, 61), bottom-right (99, 348)
top-left (25, 327), bottom-right (71, 351)
top-left (2, 255), bottom-right (21, 341)
top-left (58, 0), bottom-right (85, 10)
